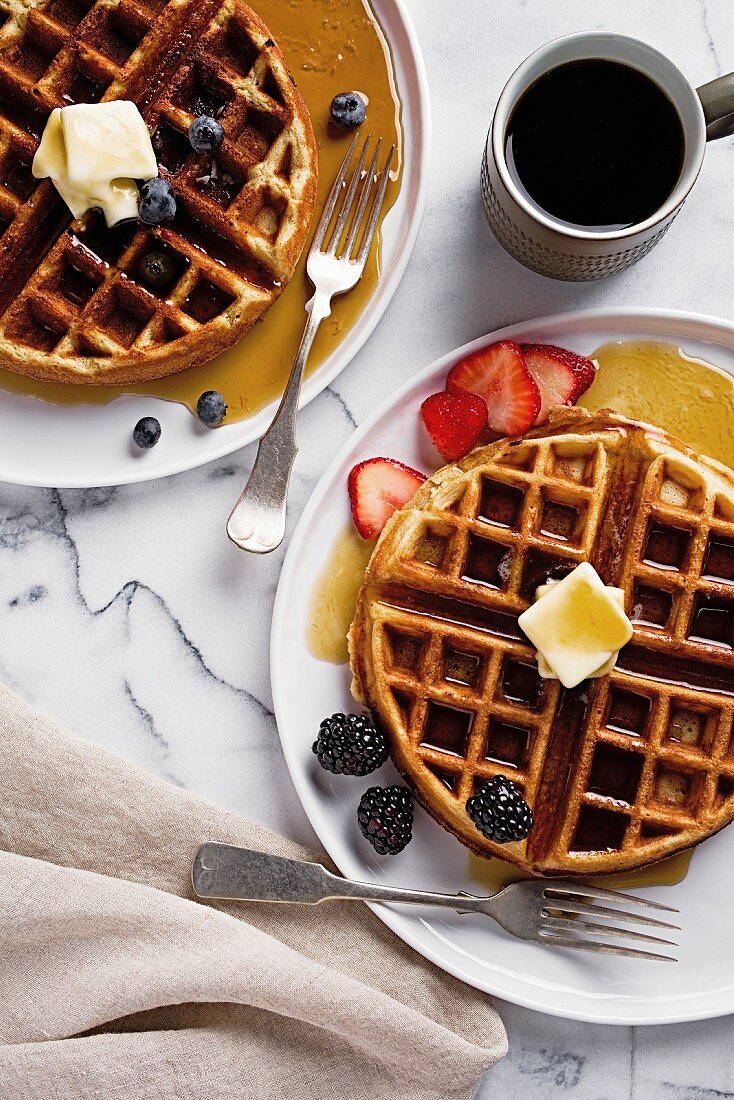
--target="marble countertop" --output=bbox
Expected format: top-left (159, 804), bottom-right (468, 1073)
top-left (4, 0), bottom-right (734, 1096)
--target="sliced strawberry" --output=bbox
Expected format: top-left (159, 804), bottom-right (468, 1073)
top-left (446, 340), bottom-right (540, 436)
top-left (348, 457), bottom-right (426, 540)
top-left (520, 343), bottom-right (597, 424)
top-left (420, 391), bottom-right (488, 461)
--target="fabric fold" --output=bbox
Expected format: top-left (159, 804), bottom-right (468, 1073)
top-left (0, 684), bottom-right (506, 1099)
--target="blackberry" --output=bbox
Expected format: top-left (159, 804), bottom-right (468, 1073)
top-left (312, 713), bottom-right (388, 776)
top-left (466, 775), bottom-right (534, 843)
top-left (357, 785), bottom-right (413, 855)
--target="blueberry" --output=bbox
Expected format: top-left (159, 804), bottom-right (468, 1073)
top-left (189, 115), bottom-right (224, 154)
top-left (330, 91), bottom-right (366, 130)
top-left (133, 416), bottom-right (161, 449)
top-left (138, 250), bottom-right (175, 291)
top-left (138, 178), bottom-right (176, 225)
top-left (196, 390), bottom-right (228, 426)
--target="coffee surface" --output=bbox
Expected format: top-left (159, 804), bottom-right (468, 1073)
top-left (505, 59), bottom-right (685, 232)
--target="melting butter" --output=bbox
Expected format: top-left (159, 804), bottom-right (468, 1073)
top-left (534, 580), bottom-right (626, 680)
top-left (518, 563), bottom-right (632, 689)
top-left (33, 102), bottom-right (156, 226)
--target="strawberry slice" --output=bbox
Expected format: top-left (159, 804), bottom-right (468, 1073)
top-left (420, 391), bottom-right (488, 461)
top-left (348, 457), bottom-right (426, 540)
top-left (520, 343), bottom-right (597, 425)
top-left (446, 340), bottom-right (540, 436)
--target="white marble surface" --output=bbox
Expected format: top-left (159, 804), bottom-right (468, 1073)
top-left (4, 0), bottom-right (734, 1096)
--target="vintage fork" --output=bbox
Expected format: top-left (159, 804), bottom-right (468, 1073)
top-left (192, 843), bottom-right (681, 962)
top-left (227, 133), bottom-right (395, 554)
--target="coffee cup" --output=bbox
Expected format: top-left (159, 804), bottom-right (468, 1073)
top-left (481, 32), bottom-right (734, 281)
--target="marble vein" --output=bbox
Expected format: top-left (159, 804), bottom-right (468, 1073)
top-left (51, 486), bottom-right (274, 719)
top-left (325, 383), bottom-right (358, 430)
top-left (697, 0), bottom-right (723, 73)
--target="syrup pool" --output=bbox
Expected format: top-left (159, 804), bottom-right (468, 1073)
top-left (582, 340), bottom-right (734, 469)
top-left (466, 847), bottom-right (693, 895)
top-left (0, 0), bottom-right (403, 421)
top-left (306, 524), bottom-right (374, 664)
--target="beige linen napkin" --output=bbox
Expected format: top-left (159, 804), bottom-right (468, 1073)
top-left (0, 683), bottom-right (506, 1099)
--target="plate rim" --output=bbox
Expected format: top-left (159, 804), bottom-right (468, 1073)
top-left (272, 305), bottom-right (734, 1026)
top-left (0, 0), bottom-right (431, 489)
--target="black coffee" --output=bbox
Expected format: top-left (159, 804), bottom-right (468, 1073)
top-left (505, 59), bottom-right (685, 232)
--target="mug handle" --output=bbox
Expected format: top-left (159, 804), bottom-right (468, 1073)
top-left (697, 73), bottom-right (734, 140)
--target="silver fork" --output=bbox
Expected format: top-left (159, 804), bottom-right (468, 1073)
top-left (227, 133), bottom-right (395, 554)
top-left (192, 843), bottom-right (681, 962)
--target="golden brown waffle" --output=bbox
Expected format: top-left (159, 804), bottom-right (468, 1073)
top-left (350, 408), bottom-right (734, 876)
top-left (0, 0), bottom-right (317, 384)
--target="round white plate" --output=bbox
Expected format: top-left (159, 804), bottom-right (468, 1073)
top-left (0, 0), bottom-right (430, 488)
top-left (272, 307), bottom-right (734, 1025)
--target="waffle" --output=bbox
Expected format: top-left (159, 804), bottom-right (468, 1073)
top-left (350, 408), bottom-right (734, 876)
top-left (0, 0), bottom-right (318, 384)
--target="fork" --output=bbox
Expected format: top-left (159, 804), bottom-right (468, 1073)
top-left (227, 133), bottom-right (395, 554)
top-left (192, 843), bottom-right (681, 962)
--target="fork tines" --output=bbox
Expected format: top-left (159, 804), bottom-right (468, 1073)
top-left (313, 132), bottom-right (396, 264)
top-left (540, 883), bottom-right (681, 962)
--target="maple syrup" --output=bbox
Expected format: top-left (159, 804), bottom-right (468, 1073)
top-left (484, 720), bottom-right (530, 769)
top-left (462, 534), bottom-right (512, 590)
top-left (444, 649), bottom-right (482, 688)
top-left (467, 846), bottom-right (694, 895)
top-left (540, 499), bottom-right (579, 542)
top-left (582, 340), bottom-right (734, 469)
top-left (502, 660), bottom-right (544, 710)
top-left (306, 523), bottom-right (374, 664)
top-left (703, 535), bottom-right (734, 583)
top-left (605, 689), bottom-right (651, 737)
top-left (421, 702), bottom-right (473, 756)
top-left (478, 479), bottom-right (523, 528)
top-left (413, 529), bottom-right (449, 568)
top-left (0, 0), bottom-right (403, 421)
top-left (644, 523), bottom-right (691, 571)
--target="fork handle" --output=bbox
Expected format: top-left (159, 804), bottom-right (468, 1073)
top-left (227, 290), bottom-right (332, 554)
top-left (192, 843), bottom-right (485, 912)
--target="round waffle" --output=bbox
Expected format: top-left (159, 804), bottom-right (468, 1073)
top-left (0, 0), bottom-right (317, 384)
top-left (350, 408), bottom-right (734, 876)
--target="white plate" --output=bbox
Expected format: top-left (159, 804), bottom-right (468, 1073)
top-left (0, 0), bottom-right (430, 488)
top-left (272, 307), bottom-right (734, 1025)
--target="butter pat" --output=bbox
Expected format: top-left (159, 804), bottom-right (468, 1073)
top-left (61, 102), bottom-right (157, 185)
top-left (534, 581), bottom-right (626, 681)
top-left (33, 102), bottom-right (156, 227)
top-left (518, 562), bottom-right (632, 689)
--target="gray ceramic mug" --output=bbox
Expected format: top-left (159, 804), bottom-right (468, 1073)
top-left (481, 32), bottom-right (734, 281)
